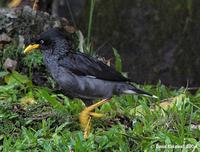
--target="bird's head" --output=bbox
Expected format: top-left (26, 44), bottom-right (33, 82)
top-left (24, 28), bottom-right (72, 54)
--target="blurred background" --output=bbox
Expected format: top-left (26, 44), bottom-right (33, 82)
top-left (1, 0), bottom-right (200, 88)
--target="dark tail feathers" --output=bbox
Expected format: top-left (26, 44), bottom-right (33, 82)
top-left (123, 86), bottom-right (158, 99)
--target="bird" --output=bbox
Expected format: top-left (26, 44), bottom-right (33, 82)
top-left (24, 28), bottom-right (157, 139)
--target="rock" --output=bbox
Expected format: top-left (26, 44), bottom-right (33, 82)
top-left (3, 58), bottom-right (18, 72)
top-left (0, 6), bottom-right (72, 43)
top-left (0, 33), bottom-right (12, 43)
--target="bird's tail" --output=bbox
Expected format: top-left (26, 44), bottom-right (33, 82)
top-left (123, 86), bottom-right (158, 99)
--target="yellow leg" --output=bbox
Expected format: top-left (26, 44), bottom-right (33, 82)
top-left (79, 98), bottom-right (111, 139)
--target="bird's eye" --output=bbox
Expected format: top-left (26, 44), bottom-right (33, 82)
top-left (40, 39), bottom-right (45, 44)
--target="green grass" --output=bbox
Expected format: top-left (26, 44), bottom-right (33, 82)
top-left (0, 71), bottom-right (200, 152)
top-left (76, 0), bottom-right (96, 56)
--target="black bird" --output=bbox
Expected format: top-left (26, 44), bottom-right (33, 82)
top-left (24, 28), bottom-right (157, 138)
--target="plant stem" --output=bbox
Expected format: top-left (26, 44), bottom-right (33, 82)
top-left (87, 0), bottom-right (95, 53)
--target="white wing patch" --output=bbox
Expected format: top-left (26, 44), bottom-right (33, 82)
top-left (86, 75), bottom-right (96, 79)
top-left (123, 90), bottom-right (136, 94)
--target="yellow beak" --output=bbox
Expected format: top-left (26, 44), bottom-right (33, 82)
top-left (24, 44), bottom-right (40, 54)
top-left (8, 0), bottom-right (22, 8)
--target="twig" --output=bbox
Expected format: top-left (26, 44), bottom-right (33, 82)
top-left (33, 0), bottom-right (39, 11)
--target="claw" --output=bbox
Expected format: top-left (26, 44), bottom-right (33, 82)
top-left (79, 98), bottom-right (111, 139)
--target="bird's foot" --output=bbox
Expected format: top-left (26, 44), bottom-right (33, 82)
top-left (79, 98), bottom-right (111, 139)
top-left (89, 112), bottom-right (105, 118)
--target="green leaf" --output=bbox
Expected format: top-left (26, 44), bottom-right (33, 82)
top-left (0, 71), bottom-right (9, 78)
top-left (76, 30), bottom-right (85, 53)
top-left (5, 71), bottom-right (30, 85)
top-left (113, 48), bottom-right (122, 72)
top-left (2, 137), bottom-right (12, 152)
top-left (38, 88), bottom-right (66, 112)
top-left (55, 122), bottom-right (71, 134)
top-left (0, 83), bottom-right (16, 92)
top-left (11, 71), bottom-right (30, 84)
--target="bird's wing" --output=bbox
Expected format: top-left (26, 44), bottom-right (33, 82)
top-left (58, 51), bottom-right (130, 82)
